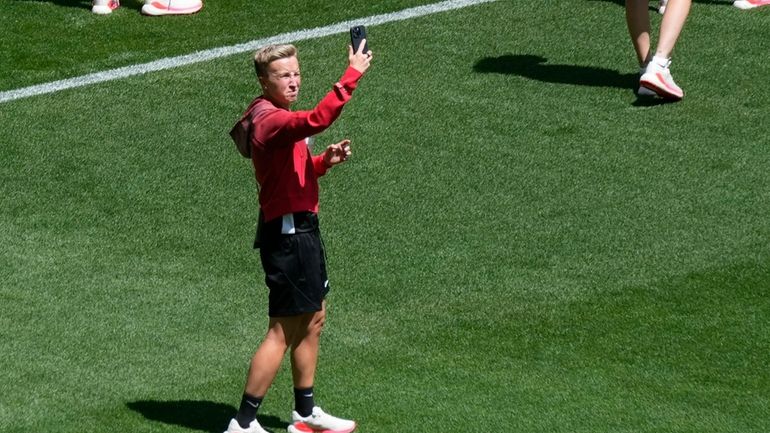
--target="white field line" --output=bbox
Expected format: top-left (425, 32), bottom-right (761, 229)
top-left (0, 0), bottom-right (497, 104)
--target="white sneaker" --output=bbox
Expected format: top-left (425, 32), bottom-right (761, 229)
top-left (658, 0), bottom-right (668, 14)
top-left (639, 57), bottom-right (684, 101)
top-left (142, 0), bottom-right (203, 16)
top-left (91, 0), bottom-right (119, 14)
top-left (287, 407), bottom-right (356, 433)
top-left (733, 0), bottom-right (770, 9)
top-left (224, 418), bottom-right (270, 433)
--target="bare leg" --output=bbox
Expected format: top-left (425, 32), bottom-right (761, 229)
top-left (244, 314), bottom-right (311, 397)
top-left (285, 301), bottom-right (356, 431)
top-left (655, 0), bottom-right (692, 58)
top-left (625, 0), bottom-right (652, 67)
top-left (290, 301), bottom-right (326, 389)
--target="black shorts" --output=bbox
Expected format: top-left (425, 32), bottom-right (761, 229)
top-left (258, 212), bottom-right (330, 317)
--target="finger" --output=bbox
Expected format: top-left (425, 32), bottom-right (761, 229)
top-left (357, 39), bottom-right (367, 55)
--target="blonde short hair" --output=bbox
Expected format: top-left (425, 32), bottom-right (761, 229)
top-left (253, 44), bottom-right (298, 77)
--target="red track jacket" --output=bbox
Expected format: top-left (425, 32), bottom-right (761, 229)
top-left (231, 66), bottom-right (363, 222)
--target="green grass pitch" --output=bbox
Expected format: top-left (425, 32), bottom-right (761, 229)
top-left (1, 1), bottom-right (768, 432)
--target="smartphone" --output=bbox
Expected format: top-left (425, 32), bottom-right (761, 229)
top-left (350, 25), bottom-right (369, 54)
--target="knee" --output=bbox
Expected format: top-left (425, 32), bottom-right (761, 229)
top-left (262, 329), bottom-right (291, 354)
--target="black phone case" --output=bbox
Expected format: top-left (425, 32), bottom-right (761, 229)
top-left (350, 25), bottom-right (369, 54)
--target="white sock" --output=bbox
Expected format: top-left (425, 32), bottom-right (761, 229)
top-left (652, 55), bottom-right (671, 69)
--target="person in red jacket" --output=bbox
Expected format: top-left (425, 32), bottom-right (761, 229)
top-left (225, 41), bottom-right (372, 433)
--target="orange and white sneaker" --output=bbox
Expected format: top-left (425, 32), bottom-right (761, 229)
top-left (92, 0), bottom-right (120, 14)
top-left (640, 56), bottom-right (684, 101)
top-left (141, 0), bottom-right (203, 16)
top-left (734, 0), bottom-right (770, 9)
top-left (287, 407), bottom-right (356, 433)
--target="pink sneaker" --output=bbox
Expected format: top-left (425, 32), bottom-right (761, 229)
top-left (639, 57), bottom-right (684, 101)
top-left (733, 0), bottom-right (770, 9)
top-left (91, 0), bottom-right (119, 14)
top-left (141, 0), bottom-right (203, 16)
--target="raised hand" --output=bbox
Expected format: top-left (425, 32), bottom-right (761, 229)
top-left (323, 139), bottom-right (353, 166)
top-left (348, 40), bottom-right (373, 74)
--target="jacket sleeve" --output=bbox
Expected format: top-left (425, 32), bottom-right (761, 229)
top-left (311, 154), bottom-right (331, 177)
top-left (256, 67), bottom-right (363, 148)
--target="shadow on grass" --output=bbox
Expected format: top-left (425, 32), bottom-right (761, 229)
top-left (127, 400), bottom-right (289, 433)
top-left (473, 54), bottom-right (680, 106)
top-left (473, 54), bottom-right (637, 89)
top-left (631, 96), bottom-right (676, 107)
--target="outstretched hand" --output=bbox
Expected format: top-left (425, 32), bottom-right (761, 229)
top-left (323, 139), bottom-right (352, 166)
top-left (348, 40), bottom-right (373, 74)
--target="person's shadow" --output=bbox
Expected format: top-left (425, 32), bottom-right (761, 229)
top-left (127, 400), bottom-right (290, 433)
top-left (474, 54), bottom-right (638, 89)
top-left (473, 54), bottom-right (672, 106)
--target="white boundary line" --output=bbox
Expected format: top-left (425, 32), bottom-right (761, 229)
top-left (0, 0), bottom-right (497, 104)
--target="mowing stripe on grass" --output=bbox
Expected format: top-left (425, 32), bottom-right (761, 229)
top-left (0, 0), bottom-right (497, 104)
